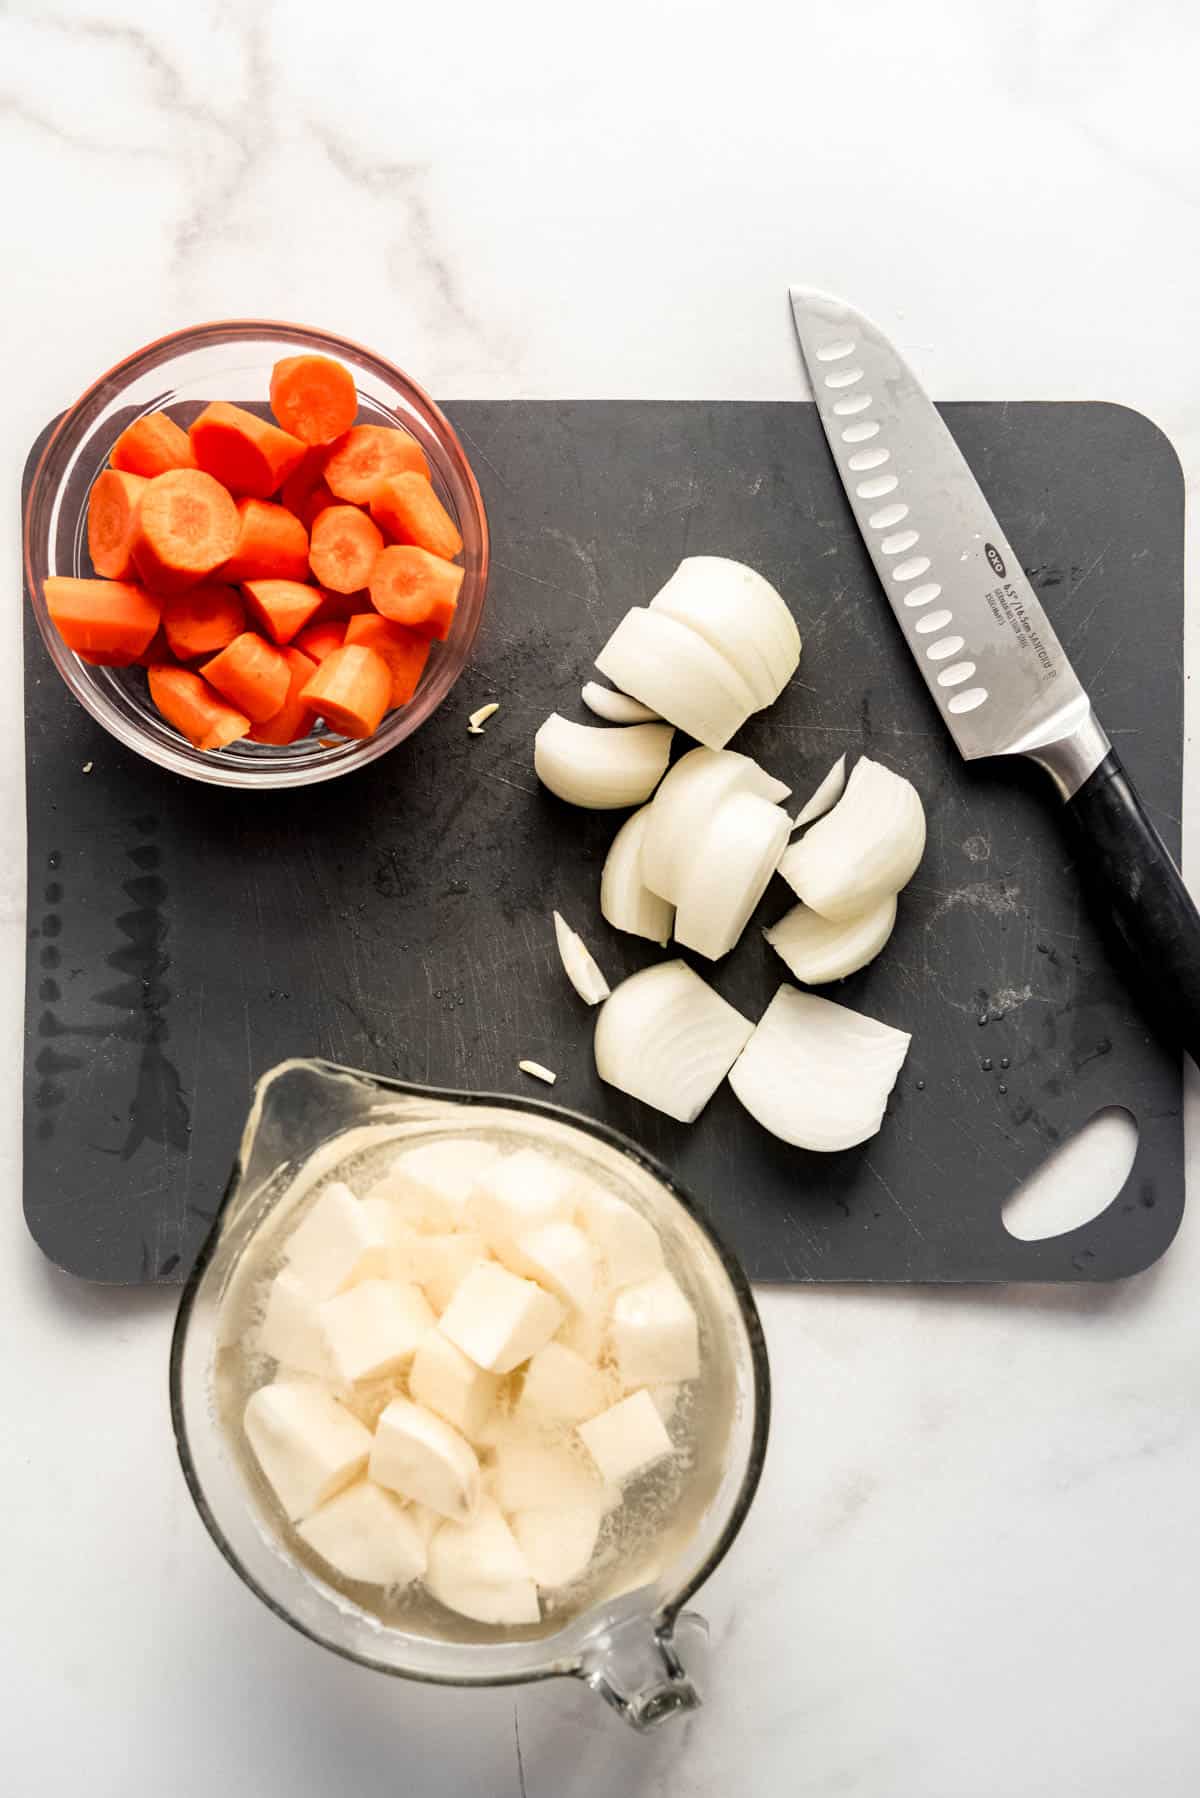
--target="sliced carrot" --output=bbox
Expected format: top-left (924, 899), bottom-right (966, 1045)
top-left (87, 469), bottom-right (148, 580)
top-left (110, 412), bottom-right (194, 478)
top-left (323, 424), bottom-right (430, 504)
top-left (134, 625), bottom-right (173, 668)
top-left (201, 632), bottom-right (291, 723)
top-left (344, 613), bottom-right (432, 708)
top-left (308, 504), bottom-right (384, 594)
top-left (280, 448), bottom-right (330, 517)
top-left (190, 401), bottom-right (308, 500)
top-left (269, 354), bottom-right (358, 446)
top-left (368, 545), bottom-right (464, 641)
top-left (310, 585), bottom-right (369, 624)
top-left (370, 472), bottom-right (463, 560)
top-left (45, 576), bottom-right (161, 661)
top-left (131, 468), bottom-right (240, 596)
top-left (221, 498), bottom-right (310, 583)
top-left (299, 644), bottom-right (391, 739)
top-left (241, 578), bottom-right (324, 646)
top-left (293, 620), bottom-right (346, 663)
top-left (148, 665), bottom-right (251, 751)
top-left (297, 482), bottom-right (337, 530)
top-left (249, 647), bottom-right (319, 744)
top-left (162, 584), bottom-right (245, 660)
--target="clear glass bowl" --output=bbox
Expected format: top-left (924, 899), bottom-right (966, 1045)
top-left (22, 320), bottom-right (488, 789)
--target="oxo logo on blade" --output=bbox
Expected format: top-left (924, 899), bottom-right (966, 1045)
top-left (985, 542), bottom-right (1006, 578)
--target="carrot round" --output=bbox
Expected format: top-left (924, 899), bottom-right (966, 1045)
top-left (221, 498), bottom-right (310, 583)
top-left (249, 646), bottom-right (319, 745)
top-left (110, 412), bottom-right (194, 478)
top-left (310, 585), bottom-right (369, 624)
top-left (370, 472), bottom-right (463, 560)
top-left (131, 468), bottom-right (240, 595)
top-left (148, 665), bottom-right (251, 751)
top-left (368, 545), bottom-right (464, 641)
top-left (45, 576), bottom-right (161, 660)
top-left (269, 355), bottom-right (358, 446)
top-left (299, 644), bottom-right (391, 739)
top-left (200, 631), bottom-right (291, 723)
top-left (280, 448), bottom-right (331, 517)
top-left (297, 482), bottom-right (337, 530)
top-left (87, 468), bottom-right (147, 580)
top-left (293, 619), bottom-right (346, 663)
top-left (190, 402), bottom-right (308, 500)
top-left (344, 613), bottom-right (432, 708)
top-left (308, 504), bottom-right (384, 594)
top-left (162, 584), bottom-right (245, 660)
top-left (240, 578), bottom-right (324, 645)
top-left (323, 425), bottom-right (430, 504)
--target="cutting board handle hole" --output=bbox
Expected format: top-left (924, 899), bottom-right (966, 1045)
top-left (1001, 1105), bottom-right (1138, 1243)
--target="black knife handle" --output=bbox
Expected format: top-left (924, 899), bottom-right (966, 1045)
top-left (1065, 749), bottom-right (1200, 1066)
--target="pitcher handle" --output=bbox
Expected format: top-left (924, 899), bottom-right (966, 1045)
top-left (579, 1610), bottom-right (707, 1730)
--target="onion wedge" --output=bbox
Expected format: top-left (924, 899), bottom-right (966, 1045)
top-left (581, 682), bottom-right (659, 724)
top-left (674, 792), bottom-right (791, 960)
top-left (594, 961), bottom-right (753, 1123)
top-left (778, 756), bottom-right (925, 920)
top-left (793, 754), bottom-right (846, 828)
top-left (764, 894), bottom-right (897, 985)
top-left (640, 747), bottom-right (791, 902)
top-left (649, 556), bottom-right (801, 706)
top-left (729, 986), bottom-right (911, 1150)
top-left (600, 807), bottom-right (674, 946)
top-left (553, 911), bottom-right (611, 1005)
top-left (594, 608), bottom-right (757, 750)
top-left (534, 714), bottom-right (673, 809)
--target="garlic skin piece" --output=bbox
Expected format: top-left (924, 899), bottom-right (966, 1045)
top-left (599, 806), bottom-right (675, 946)
top-left (764, 893), bottom-right (897, 985)
top-left (581, 681), bottom-right (659, 724)
top-left (593, 960), bottom-right (753, 1123)
top-left (534, 714), bottom-right (673, 809)
top-left (778, 756), bottom-right (926, 920)
top-left (793, 754), bottom-right (846, 828)
top-left (552, 910), bottom-right (611, 1005)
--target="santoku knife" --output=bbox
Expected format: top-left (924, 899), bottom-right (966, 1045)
top-left (789, 288), bottom-right (1200, 1067)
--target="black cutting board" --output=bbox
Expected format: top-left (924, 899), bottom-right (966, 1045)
top-left (21, 400), bottom-right (1184, 1285)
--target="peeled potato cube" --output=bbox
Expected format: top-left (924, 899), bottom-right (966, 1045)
top-left (496, 1220), bottom-right (595, 1312)
top-left (558, 1289), bottom-right (612, 1366)
top-left (577, 1389), bottom-right (673, 1486)
top-left (438, 1260), bottom-right (564, 1374)
top-left (425, 1500), bottom-right (540, 1626)
top-left (611, 1270), bottom-right (700, 1387)
top-left (577, 1189), bottom-right (664, 1289)
top-left (516, 1341), bottom-right (610, 1426)
top-left (258, 1268), bottom-right (329, 1376)
top-left (368, 1397), bottom-right (480, 1521)
top-left (283, 1181), bottom-right (389, 1299)
top-left (488, 1428), bottom-right (610, 1514)
top-left (510, 1504), bottom-right (602, 1589)
top-left (297, 1479), bottom-right (428, 1587)
top-left (415, 1231), bottom-right (488, 1313)
top-left (388, 1138), bottom-right (501, 1213)
top-left (243, 1381), bottom-right (371, 1522)
top-left (410, 1328), bottom-right (500, 1440)
top-left (317, 1279), bottom-right (435, 1385)
top-left (464, 1149), bottom-right (581, 1252)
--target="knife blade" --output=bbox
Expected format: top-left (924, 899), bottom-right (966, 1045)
top-left (789, 287), bottom-right (1200, 1066)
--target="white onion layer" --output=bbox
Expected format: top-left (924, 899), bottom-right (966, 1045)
top-left (594, 961), bottom-right (753, 1123)
top-left (673, 792), bottom-right (791, 960)
top-left (600, 807), bottom-right (675, 946)
top-left (552, 911), bottom-right (611, 1005)
top-left (794, 754), bottom-right (846, 828)
top-left (580, 682), bottom-right (659, 724)
top-left (649, 557), bottom-right (801, 705)
top-left (594, 608), bottom-right (756, 750)
top-left (639, 747), bottom-right (791, 902)
top-left (763, 894), bottom-right (897, 985)
top-left (534, 714), bottom-right (673, 809)
top-left (778, 756), bottom-right (925, 920)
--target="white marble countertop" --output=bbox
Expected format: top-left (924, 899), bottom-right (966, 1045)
top-left (4, 3), bottom-right (1199, 1793)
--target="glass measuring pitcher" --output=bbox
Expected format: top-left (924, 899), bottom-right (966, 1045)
top-left (170, 1060), bottom-right (770, 1729)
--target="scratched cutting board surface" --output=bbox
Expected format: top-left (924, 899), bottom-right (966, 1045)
top-left (21, 400), bottom-right (1184, 1285)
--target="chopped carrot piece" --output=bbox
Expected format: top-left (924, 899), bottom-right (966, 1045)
top-left (370, 472), bottom-right (463, 560)
top-left (240, 578), bottom-right (324, 645)
top-left (110, 412), bottom-right (194, 478)
top-left (44, 576), bottom-right (161, 661)
top-left (344, 613), bottom-right (432, 707)
top-left (249, 646), bottom-right (319, 744)
top-left (309, 585), bottom-right (369, 624)
top-left (87, 469), bottom-right (148, 580)
top-left (323, 424), bottom-right (430, 504)
top-left (200, 631), bottom-right (291, 723)
top-left (189, 401), bottom-right (308, 499)
top-left (293, 620), bottom-right (346, 663)
top-left (308, 504), bottom-right (384, 594)
top-left (148, 665), bottom-right (251, 751)
top-left (299, 644), bottom-right (391, 739)
top-left (280, 448), bottom-right (330, 517)
top-left (161, 584), bottom-right (245, 660)
top-left (269, 354), bottom-right (358, 446)
top-left (297, 482), bottom-right (337, 530)
top-left (134, 625), bottom-right (173, 668)
top-left (131, 469), bottom-right (240, 596)
top-left (221, 498), bottom-right (310, 583)
top-left (368, 545), bottom-right (464, 641)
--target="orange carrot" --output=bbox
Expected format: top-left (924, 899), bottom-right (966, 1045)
top-left (368, 545), bottom-right (464, 641)
top-left (293, 619), bottom-right (346, 663)
top-left (201, 631), bottom-right (291, 723)
top-left (297, 482), bottom-right (337, 530)
top-left (131, 468), bottom-right (240, 595)
top-left (299, 644), bottom-right (391, 739)
top-left (344, 613), bottom-right (431, 707)
top-left (110, 412), bottom-right (194, 478)
top-left (309, 585), bottom-right (368, 624)
top-left (280, 448), bottom-right (330, 517)
top-left (45, 576), bottom-right (161, 661)
top-left (323, 424), bottom-right (430, 504)
top-left (190, 401), bottom-right (308, 499)
top-left (87, 469), bottom-right (148, 580)
top-left (161, 584), bottom-right (245, 661)
top-left (240, 578), bottom-right (324, 646)
top-left (308, 503), bottom-right (384, 594)
top-left (134, 625), bottom-right (173, 668)
top-left (148, 664), bottom-right (251, 751)
top-left (249, 646), bottom-right (319, 744)
top-left (370, 472), bottom-right (463, 560)
top-left (221, 498), bottom-right (310, 583)
top-left (269, 354), bottom-right (358, 446)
